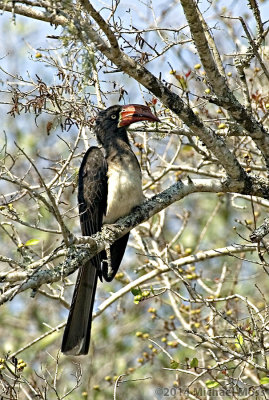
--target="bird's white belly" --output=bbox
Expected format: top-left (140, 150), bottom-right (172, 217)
top-left (103, 162), bottom-right (144, 224)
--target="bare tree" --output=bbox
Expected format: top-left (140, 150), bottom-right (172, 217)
top-left (0, 0), bottom-right (269, 398)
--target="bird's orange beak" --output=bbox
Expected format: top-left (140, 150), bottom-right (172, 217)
top-left (118, 104), bottom-right (160, 127)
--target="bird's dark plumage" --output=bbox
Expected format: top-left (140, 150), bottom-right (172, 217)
top-left (61, 104), bottom-right (159, 355)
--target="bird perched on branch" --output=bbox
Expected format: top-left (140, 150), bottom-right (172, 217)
top-left (61, 104), bottom-right (160, 355)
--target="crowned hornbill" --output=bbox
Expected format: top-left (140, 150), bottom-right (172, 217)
top-left (61, 104), bottom-right (160, 355)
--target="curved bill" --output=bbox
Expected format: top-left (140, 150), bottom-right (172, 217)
top-left (118, 104), bottom-right (160, 127)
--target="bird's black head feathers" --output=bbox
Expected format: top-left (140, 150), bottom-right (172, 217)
top-left (95, 105), bottom-right (129, 147)
top-left (95, 104), bottom-right (159, 149)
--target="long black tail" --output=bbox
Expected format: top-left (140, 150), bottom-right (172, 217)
top-left (61, 261), bottom-right (97, 355)
top-left (61, 234), bottom-right (129, 355)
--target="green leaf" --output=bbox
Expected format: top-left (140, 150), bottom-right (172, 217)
top-left (131, 287), bottom-right (142, 296)
top-left (237, 334), bottom-right (244, 345)
top-left (235, 334), bottom-right (244, 349)
top-left (25, 239), bottom-right (40, 246)
top-left (190, 357), bottom-right (198, 369)
top-left (260, 377), bottom-right (269, 385)
top-left (205, 380), bottom-right (219, 388)
top-left (170, 360), bottom-right (179, 369)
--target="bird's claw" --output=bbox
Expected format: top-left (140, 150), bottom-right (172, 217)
top-left (67, 232), bottom-right (77, 245)
top-left (102, 224), bottom-right (121, 244)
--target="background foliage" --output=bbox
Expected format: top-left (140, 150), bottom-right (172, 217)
top-left (1, 0), bottom-right (269, 398)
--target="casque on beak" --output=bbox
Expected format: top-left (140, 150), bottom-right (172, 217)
top-left (118, 104), bottom-right (160, 127)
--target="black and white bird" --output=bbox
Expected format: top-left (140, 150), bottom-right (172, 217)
top-left (61, 104), bottom-right (160, 355)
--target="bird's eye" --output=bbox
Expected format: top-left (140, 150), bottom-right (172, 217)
top-left (111, 114), bottom-right (117, 120)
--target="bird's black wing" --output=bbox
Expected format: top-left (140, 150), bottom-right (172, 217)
top-left (61, 147), bottom-right (107, 355)
top-left (101, 233), bottom-right (130, 282)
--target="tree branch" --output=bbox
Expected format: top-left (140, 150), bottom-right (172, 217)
top-left (0, 1), bottom-right (68, 25)
top-left (2, 175), bottom-right (269, 304)
top-left (0, 0), bottom-right (250, 180)
top-left (179, 0), bottom-right (269, 168)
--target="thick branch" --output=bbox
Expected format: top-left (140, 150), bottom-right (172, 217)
top-left (79, 0), bottom-right (119, 50)
top-left (1, 175), bottom-right (269, 304)
top-left (78, 1), bottom-right (246, 181)
top-left (250, 218), bottom-right (269, 242)
top-left (0, 0), bottom-right (247, 180)
top-left (179, 0), bottom-right (269, 167)
top-left (0, 1), bottom-right (68, 24)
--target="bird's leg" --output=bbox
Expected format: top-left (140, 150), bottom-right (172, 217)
top-left (102, 223), bottom-right (122, 234)
top-left (104, 244), bottom-right (113, 279)
top-left (102, 223), bottom-right (123, 243)
top-left (67, 231), bottom-right (77, 245)
top-left (101, 223), bottom-right (123, 280)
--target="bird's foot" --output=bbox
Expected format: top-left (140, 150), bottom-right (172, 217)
top-left (102, 245), bottom-right (113, 280)
top-left (67, 232), bottom-right (77, 245)
top-left (102, 224), bottom-right (121, 243)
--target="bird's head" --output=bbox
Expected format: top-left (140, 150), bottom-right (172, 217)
top-left (95, 104), bottom-right (160, 146)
